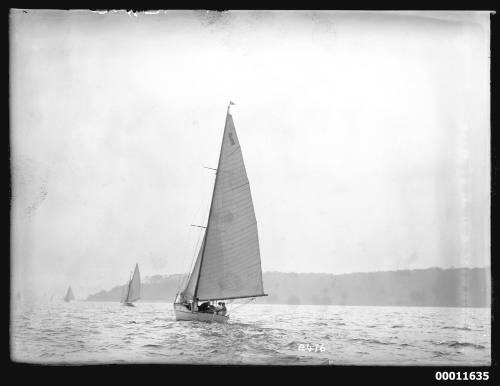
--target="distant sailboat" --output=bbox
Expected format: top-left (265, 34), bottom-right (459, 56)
top-left (174, 102), bottom-right (267, 323)
top-left (121, 264), bottom-right (141, 307)
top-left (64, 286), bottom-right (75, 302)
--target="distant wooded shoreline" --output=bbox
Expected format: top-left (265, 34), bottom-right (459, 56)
top-left (87, 267), bottom-right (490, 308)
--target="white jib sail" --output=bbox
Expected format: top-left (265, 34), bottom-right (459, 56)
top-left (181, 233), bottom-right (205, 301)
top-left (193, 112), bottom-right (265, 301)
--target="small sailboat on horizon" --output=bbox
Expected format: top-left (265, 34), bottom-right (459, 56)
top-left (174, 102), bottom-right (267, 323)
top-left (64, 286), bottom-right (75, 302)
top-left (121, 263), bottom-right (141, 307)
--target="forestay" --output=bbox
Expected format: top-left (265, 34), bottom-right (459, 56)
top-left (181, 234), bottom-right (205, 301)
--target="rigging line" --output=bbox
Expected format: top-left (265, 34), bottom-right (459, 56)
top-left (183, 227), bottom-right (203, 290)
top-left (225, 145), bottom-right (241, 159)
top-left (188, 182), bottom-right (212, 275)
top-left (178, 174), bottom-right (213, 293)
top-left (227, 297), bottom-right (256, 316)
top-left (176, 230), bottom-right (192, 291)
top-left (176, 222), bottom-right (195, 292)
top-left (176, 169), bottom-right (212, 292)
top-left (230, 181), bottom-right (250, 191)
top-left (177, 220), bottom-right (200, 292)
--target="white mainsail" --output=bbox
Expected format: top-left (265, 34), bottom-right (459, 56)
top-left (64, 286), bottom-right (74, 302)
top-left (183, 109), bottom-right (265, 302)
top-left (122, 264), bottom-right (141, 303)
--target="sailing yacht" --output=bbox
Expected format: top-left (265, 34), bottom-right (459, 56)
top-left (174, 103), bottom-right (267, 323)
top-left (121, 263), bottom-right (141, 306)
top-left (64, 286), bottom-right (74, 302)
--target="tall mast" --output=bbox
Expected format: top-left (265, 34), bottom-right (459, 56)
top-left (193, 103), bottom-right (232, 300)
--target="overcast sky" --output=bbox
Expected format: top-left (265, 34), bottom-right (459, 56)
top-left (10, 10), bottom-right (490, 299)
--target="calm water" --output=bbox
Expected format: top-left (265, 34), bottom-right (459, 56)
top-left (11, 301), bottom-right (490, 365)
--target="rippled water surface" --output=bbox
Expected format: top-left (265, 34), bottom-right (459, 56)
top-left (11, 302), bottom-right (490, 365)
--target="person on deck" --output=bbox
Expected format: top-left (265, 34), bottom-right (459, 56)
top-left (198, 301), bottom-right (210, 312)
top-left (179, 292), bottom-right (191, 310)
top-left (216, 302), bottom-right (227, 316)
